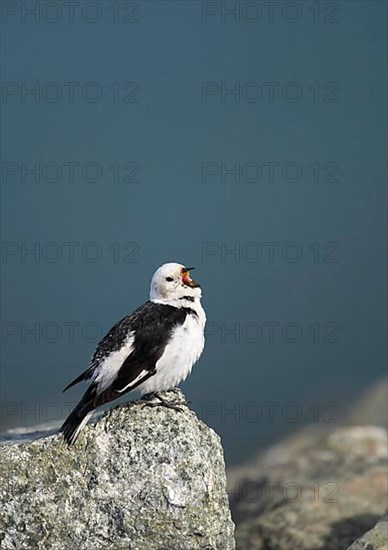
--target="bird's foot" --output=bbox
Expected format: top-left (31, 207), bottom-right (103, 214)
top-left (139, 390), bottom-right (189, 412)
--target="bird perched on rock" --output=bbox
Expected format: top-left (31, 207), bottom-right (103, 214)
top-left (60, 263), bottom-right (206, 445)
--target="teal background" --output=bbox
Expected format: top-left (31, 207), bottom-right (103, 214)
top-left (1, 1), bottom-right (386, 464)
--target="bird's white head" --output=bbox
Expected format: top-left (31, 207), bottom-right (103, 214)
top-left (149, 262), bottom-right (202, 306)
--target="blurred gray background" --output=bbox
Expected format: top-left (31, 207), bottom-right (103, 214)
top-left (1, 0), bottom-right (386, 464)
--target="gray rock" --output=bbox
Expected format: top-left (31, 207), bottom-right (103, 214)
top-left (0, 389), bottom-right (235, 550)
top-left (229, 425), bottom-right (387, 550)
top-left (347, 515), bottom-right (388, 550)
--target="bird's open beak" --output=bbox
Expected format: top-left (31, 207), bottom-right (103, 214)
top-left (181, 267), bottom-right (200, 288)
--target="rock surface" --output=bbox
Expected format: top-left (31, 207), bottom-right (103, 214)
top-left (229, 425), bottom-right (387, 550)
top-left (0, 389), bottom-right (235, 550)
top-left (347, 515), bottom-right (388, 550)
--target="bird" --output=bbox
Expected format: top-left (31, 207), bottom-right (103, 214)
top-left (60, 263), bottom-right (206, 445)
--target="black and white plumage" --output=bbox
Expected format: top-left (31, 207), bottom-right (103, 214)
top-left (60, 262), bottom-right (206, 445)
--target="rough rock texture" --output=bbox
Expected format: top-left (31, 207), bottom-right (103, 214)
top-left (229, 425), bottom-right (387, 550)
top-left (0, 390), bottom-right (235, 550)
top-left (347, 516), bottom-right (388, 550)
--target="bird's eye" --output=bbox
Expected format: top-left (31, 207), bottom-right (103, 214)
top-left (165, 276), bottom-right (174, 282)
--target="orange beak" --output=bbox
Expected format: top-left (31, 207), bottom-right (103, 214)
top-left (181, 267), bottom-right (200, 288)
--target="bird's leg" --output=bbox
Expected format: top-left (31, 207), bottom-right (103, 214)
top-left (138, 391), bottom-right (189, 412)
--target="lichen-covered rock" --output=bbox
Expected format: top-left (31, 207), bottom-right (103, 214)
top-left (347, 516), bottom-right (388, 550)
top-left (0, 390), bottom-right (235, 550)
top-left (229, 426), bottom-right (387, 550)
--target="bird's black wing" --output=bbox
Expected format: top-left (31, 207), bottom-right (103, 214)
top-left (61, 301), bottom-right (195, 445)
top-left (63, 301), bottom-right (159, 392)
top-left (63, 301), bottom-right (189, 412)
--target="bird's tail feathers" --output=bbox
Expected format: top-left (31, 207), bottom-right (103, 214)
top-left (60, 406), bottom-right (93, 446)
top-left (63, 366), bottom-right (94, 393)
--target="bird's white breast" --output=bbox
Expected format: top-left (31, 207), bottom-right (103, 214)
top-left (138, 307), bottom-right (205, 395)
